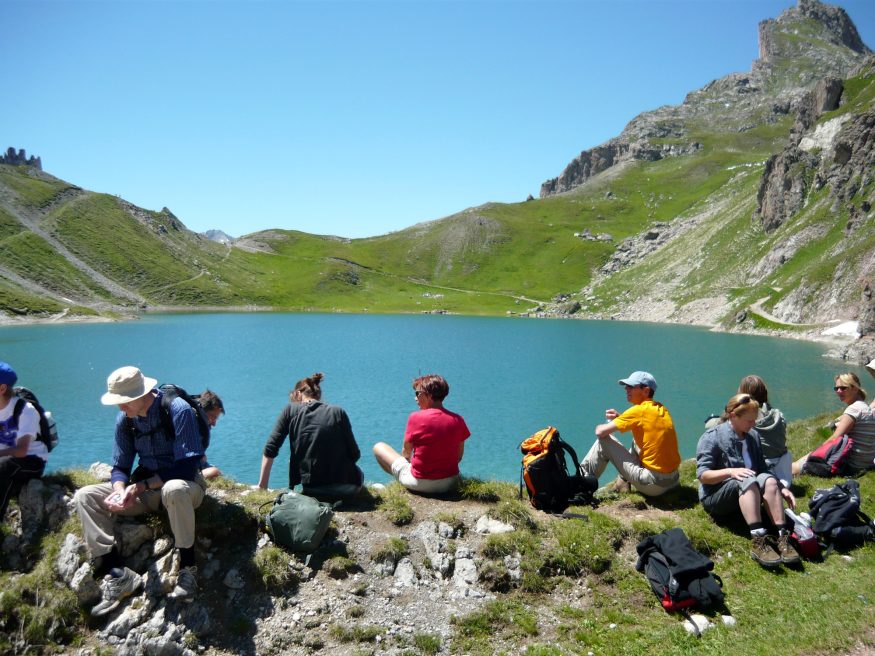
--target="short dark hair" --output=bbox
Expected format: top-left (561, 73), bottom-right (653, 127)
top-left (413, 374), bottom-right (449, 401)
top-left (199, 390), bottom-right (225, 414)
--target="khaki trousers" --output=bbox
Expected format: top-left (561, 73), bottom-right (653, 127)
top-left (580, 435), bottom-right (679, 497)
top-left (74, 478), bottom-right (205, 557)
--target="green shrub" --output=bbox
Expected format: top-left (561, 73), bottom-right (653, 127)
top-left (253, 545), bottom-right (298, 591)
top-left (375, 483), bottom-right (414, 526)
top-left (413, 633), bottom-right (441, 655)
top-left (371, 537), bottom-right (409, 564)
top-left (330, 624), bottom-right (383, 643)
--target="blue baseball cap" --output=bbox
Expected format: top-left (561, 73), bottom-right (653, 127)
top-left (0, 362), bottom-right (17, 387)
top-left (618, 371), bottom-right (657, 392)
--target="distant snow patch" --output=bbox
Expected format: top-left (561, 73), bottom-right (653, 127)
top-left (726, 161), bottom-right (766, 171)
top-left (821, 320), bottom-right (860, 338)
top-left (799, 116), bottom-right (850, 152)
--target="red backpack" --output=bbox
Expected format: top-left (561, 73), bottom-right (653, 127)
top-left (802, 435), bottom-right (854, 477)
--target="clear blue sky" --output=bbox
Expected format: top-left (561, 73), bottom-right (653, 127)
top-left (4, 0), bottom-right (874, 239)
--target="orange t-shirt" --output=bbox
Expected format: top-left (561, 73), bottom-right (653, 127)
top-left (612, 399), bottom-right (681, 473)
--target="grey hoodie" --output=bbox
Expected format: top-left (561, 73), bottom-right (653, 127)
top-left (756, 403), bottom-right (787, 459)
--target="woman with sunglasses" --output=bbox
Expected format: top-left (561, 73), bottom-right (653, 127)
top-left (696, 393), bottom-right (799, 568)
top-left (258, 372), bottom-right (364, 500)
top-left (373, 374), bottom-right (470, 494)
top-left (792, 372), bottom-right (875, 476)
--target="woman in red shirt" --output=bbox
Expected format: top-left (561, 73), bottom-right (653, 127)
top-left (373, 374), bottom-right (470, 494)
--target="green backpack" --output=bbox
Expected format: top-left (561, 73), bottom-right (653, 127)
top-left (264, 491), bottom-right (334, 552)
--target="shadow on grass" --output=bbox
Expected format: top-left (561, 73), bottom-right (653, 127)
top-left (646, 483), bottom-right (701, 511)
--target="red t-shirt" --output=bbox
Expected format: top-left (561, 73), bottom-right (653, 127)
top-left (404, 408), bottom-right (470, 480)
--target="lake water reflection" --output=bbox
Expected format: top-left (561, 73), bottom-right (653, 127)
top-left (0, 313), bottom-right (865, 489)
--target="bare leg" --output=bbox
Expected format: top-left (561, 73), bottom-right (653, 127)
top-left (791, 453), bottom-right (809, 476)
top-left (373, 442), bottom-right (402, 474)
top-left (761, 477), bottom-right (786, 527)
top-left (737, 485), bottom-right (764, 525)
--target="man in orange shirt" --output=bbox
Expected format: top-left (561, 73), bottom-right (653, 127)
top-left (580, 371), bottom-right (681, 496)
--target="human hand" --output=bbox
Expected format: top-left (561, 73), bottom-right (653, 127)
top-left (604, 409), bottom-right (619, 421)
top-left (731, 468), bottom-right (755, 481)
top-left (103, 491), bottom-right (125, 512)
top-left (781, 487), bottom-right (796, 509)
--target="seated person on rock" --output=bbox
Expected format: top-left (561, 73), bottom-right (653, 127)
top-left (74, 366), bottom-right (207, 616)
top-left (792, 372), bottom-right (875, 477)
top-left (258, 372), bottom-right (363, 500)
top-left (373, 374), bottom-right (470, 495)
top-left (696, 393), bottom-right (799, 568)
top-left (0, 361), bottom-right (48, 523)
top-left (197, 389), bottom-right (225, 480)
top-left (579, 371), bottom-right (680, 496)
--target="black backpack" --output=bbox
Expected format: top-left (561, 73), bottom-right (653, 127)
top-left (519, 426), bottom-right (598, 513)
top-left (809, 479), bottom-right (874, 552)
top-left (635, 528), bottom-right (724, 637)
top-left (124, 383), bottom-right (211, 451)
top-left (12, 386), bottom-right (59, 452)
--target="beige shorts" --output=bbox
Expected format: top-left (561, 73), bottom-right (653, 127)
top-left (391, 456), bottom-right (459, 494)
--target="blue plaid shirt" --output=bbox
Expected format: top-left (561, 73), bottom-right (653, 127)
top-left (110, 390), bottom-right (203, 486)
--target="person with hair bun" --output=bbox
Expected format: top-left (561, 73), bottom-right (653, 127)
top-left (696, 393), bottom-right (799, 568)
top-left (258, 373), bottom-right (363, 500)
top-left (792, 372), bottom-right (875, 476)
top-left (373, 374), bottom-right (470, 495)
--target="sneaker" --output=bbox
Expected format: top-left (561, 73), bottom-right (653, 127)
top-left (750, 535), bottom-right (782, 568)
top-left (167, 566), bottom-right (197, 602)
top-left (777, 533), bottom-right (801, 565)
top-left (90, 567), bottom-right (143, 617)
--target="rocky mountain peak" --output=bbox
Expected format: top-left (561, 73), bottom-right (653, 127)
top-left (541, 1), bottom-right (870, 199)
top-left (772, 0), bottom-right (869, 57)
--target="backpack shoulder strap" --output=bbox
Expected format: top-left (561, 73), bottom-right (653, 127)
top-left (11, 397), bottom-right (25, 424)
top-left (158, 389), bottom-right (178, 441)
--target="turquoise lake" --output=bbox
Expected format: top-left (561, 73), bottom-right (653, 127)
top-left (0, 313), bottom-right (867, 489)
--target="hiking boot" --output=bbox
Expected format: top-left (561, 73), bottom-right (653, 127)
top-left (777, 533), bottom-right (801, 565)
top-left (90, 567), bottom-right (143, 617)
top-left (167, 566), bottom-right (197, 602)
top-left (750, 535), bottom-right (781, 568)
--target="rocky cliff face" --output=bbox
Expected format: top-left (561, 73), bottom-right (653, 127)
top-left (540, 0), bottom-right (870, 198)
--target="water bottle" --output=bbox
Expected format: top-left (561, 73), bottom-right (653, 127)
top-left (785, 508), bottom-right (810, 529)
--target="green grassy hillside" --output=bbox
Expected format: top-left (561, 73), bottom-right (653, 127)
top-left (0, 6), bottom-right (872, 324)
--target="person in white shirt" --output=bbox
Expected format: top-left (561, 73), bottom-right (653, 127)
top-left (0, 361), bottom-right (47, 522)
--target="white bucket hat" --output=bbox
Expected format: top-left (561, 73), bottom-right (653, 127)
top-left (100, 366), bottom-right (157, 405)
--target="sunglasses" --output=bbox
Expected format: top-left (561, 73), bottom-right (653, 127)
top-left (834, 385), bottom-right (850, 391)
top-left (414, 390), bottom-right (425, 398)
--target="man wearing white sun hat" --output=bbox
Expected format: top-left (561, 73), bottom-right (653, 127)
top-left (74, 366), bottom-right (205, 616)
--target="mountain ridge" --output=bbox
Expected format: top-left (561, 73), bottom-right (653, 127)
top-left (1, 0), bottom-right (873, 364)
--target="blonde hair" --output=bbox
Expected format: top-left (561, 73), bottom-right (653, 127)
top-left (835, 372), bottom-right (866, 402)
top-left (720, 393), bottom-right (760, 422)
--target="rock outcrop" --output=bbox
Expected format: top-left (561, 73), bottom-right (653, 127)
top-left (1, 147), bottom-right (42, 170)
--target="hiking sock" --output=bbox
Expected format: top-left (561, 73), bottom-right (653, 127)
top-left (93, 547), bottom-right (122, 578)
top-left (749, 524), bottom-right (767, 538)
top-left (179, 547), bottom-right (196, 569)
